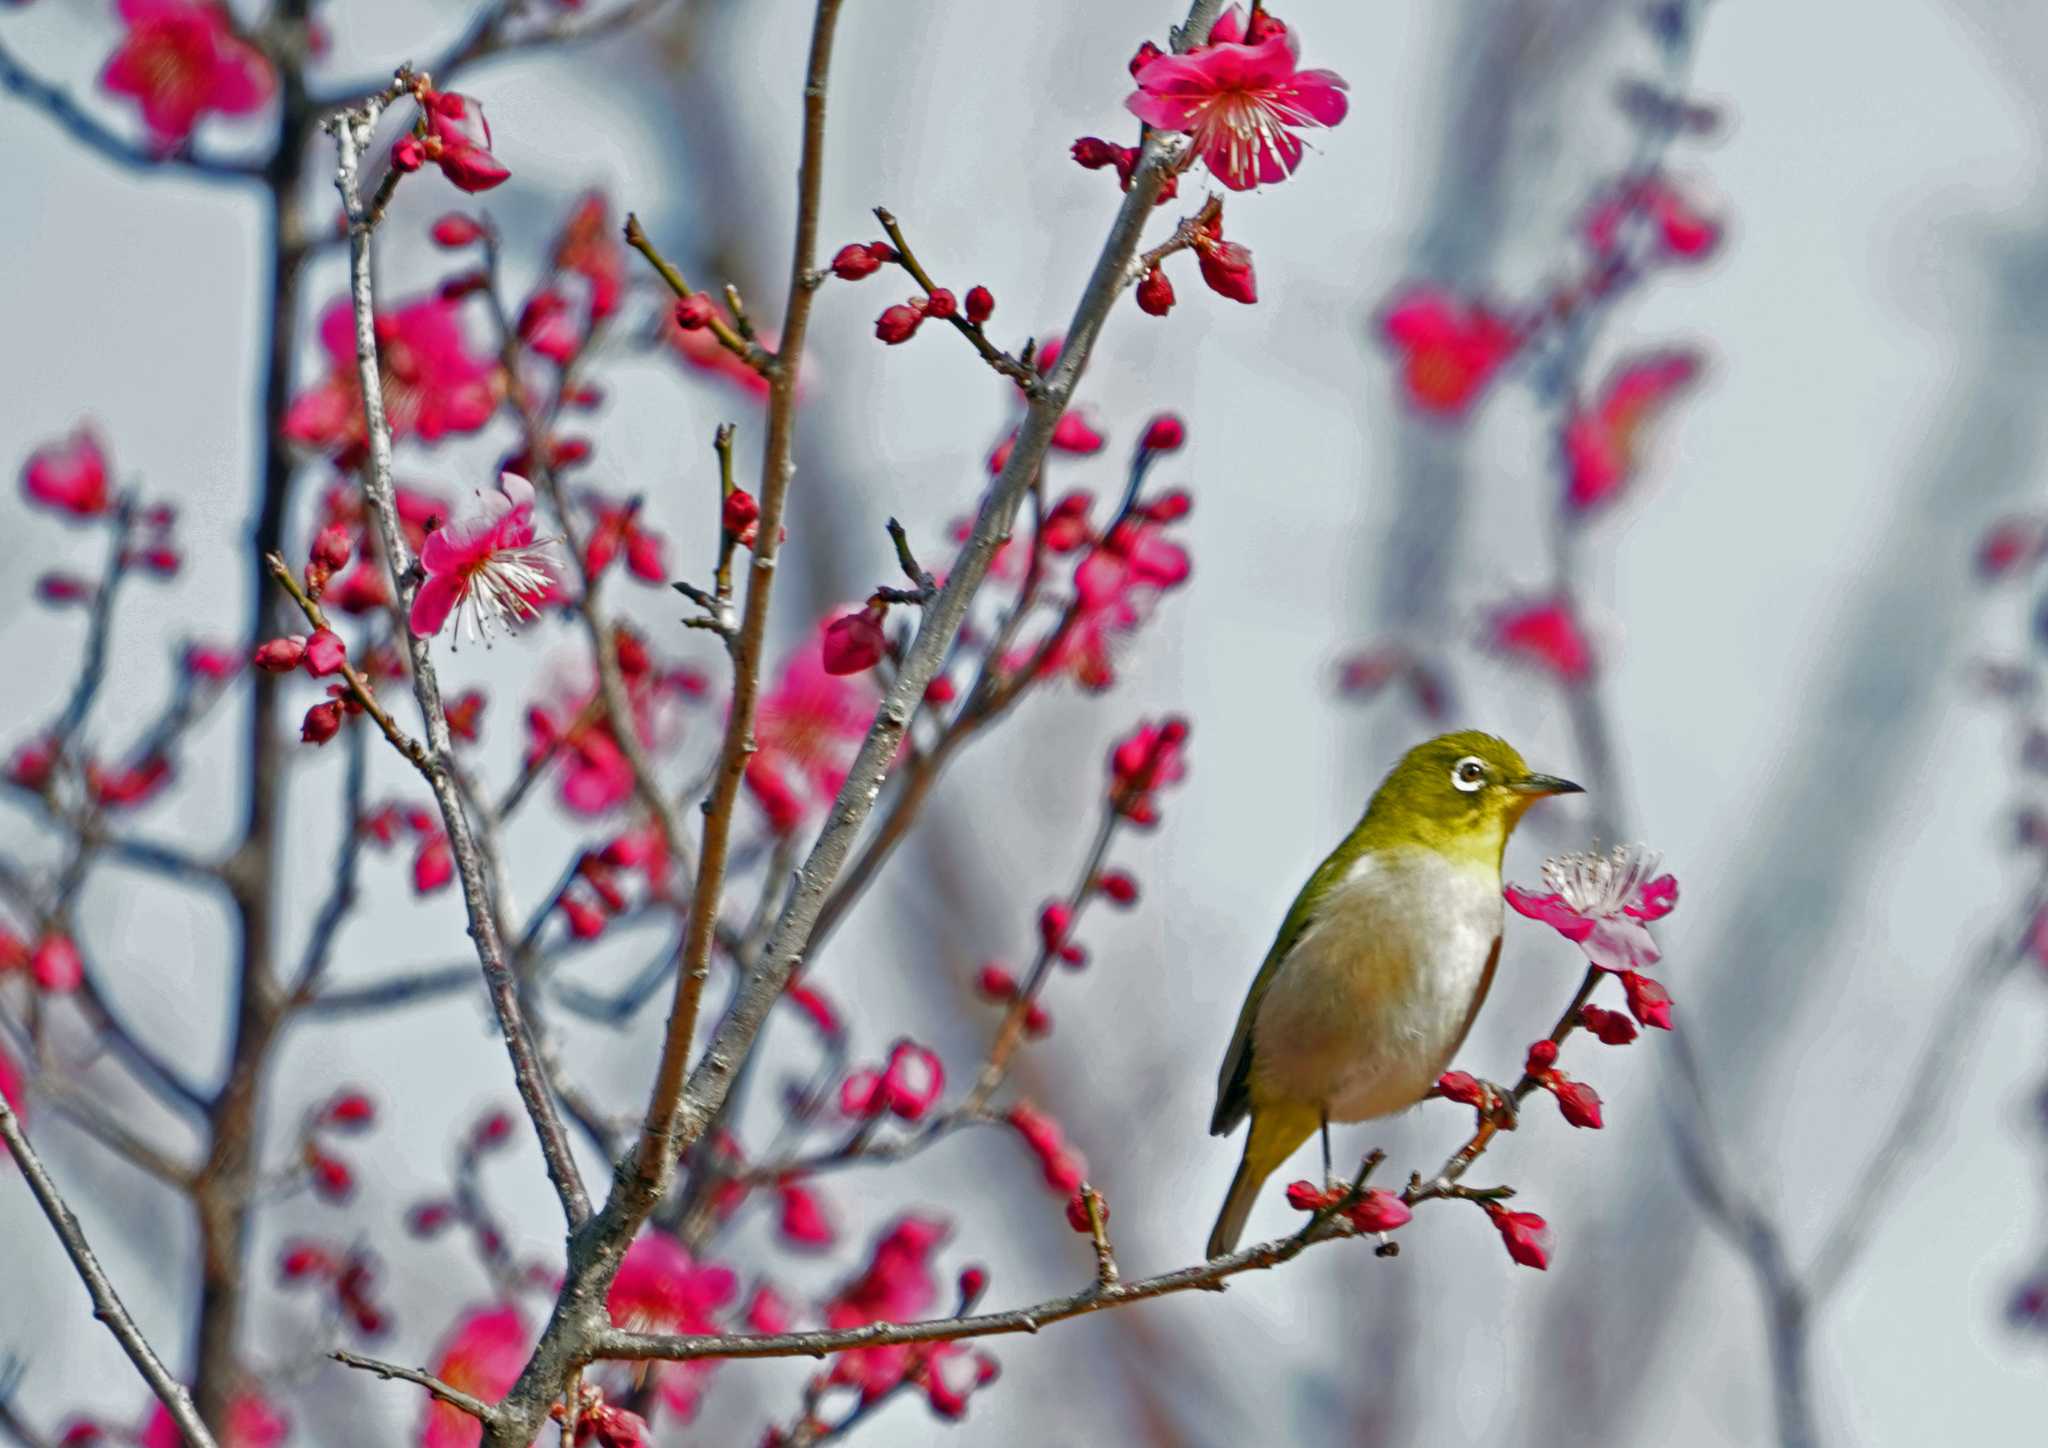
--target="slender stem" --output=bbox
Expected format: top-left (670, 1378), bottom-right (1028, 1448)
top-left (325, 79), bottom-right (591, 1229)
top-left (0, 1097), bottom-right (219, 1448)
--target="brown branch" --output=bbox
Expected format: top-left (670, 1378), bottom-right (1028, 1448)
top-left (0, 1096), bottom-right (219, 1448)
top-left (331, 1350), bottom-right (497, 1425)
top-left (623, 213), bottom-right (771, 374)
top-left (871, 207), bottom-right (1039, 391)
top-left (265, 552), bottom-right (434, 773)
top-left (324, 77), bottom-right (591, 1229)
top-left (0, 36), bottom-right (260, 181)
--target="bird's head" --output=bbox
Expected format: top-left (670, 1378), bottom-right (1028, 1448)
top-left (1363, 730), bottom-right (1583, 866)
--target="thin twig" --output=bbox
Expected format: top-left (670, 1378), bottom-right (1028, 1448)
top-left (0, 1096), bottom-right (218, 1447)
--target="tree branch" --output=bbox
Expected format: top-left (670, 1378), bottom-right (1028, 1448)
top-left (0, 37), bottom-right (260, 181)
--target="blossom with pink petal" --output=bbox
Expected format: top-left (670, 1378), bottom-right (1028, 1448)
top-left (776, 1178), bottom-right (838, 1248)
top-left (554, 192), bottom-right (627, 322)
top-left (21, 427), bottom-right (113, 519)
top-left (100, 0), bottom-right (274, 151)
top-left (606, 1232), bottom-right (737, 1420)
top-left (580, 493), bottom-right (668, 585)
top-left (1486, 596), bottom-right (1593, 684)
top-left (1506, 845), bottom-right (1676, 976)
top-left (745, 621), bottom-right (879, 831)
top-left (1564, 351), bottom-right (1702, 512)
top-left (141, 1390), bottom-right (285, 1448)
top-left (1126, 6), bottom-right (1349, 191)
top-left (1380, 286), bottom-right (1519, 416)
top-left (822, 1215), bottom-right (950, 1403)
top-left (410, 473), bottom-right (558, 641)
top-left (419, 89), bottom-right (510, 193)
top-left (422, 1305), bottom-right (530, 1448)
top-left (286, 297), bottom-right (499, 461)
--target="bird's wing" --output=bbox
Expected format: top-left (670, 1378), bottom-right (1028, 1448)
top-left (1210, 842), bottom-right (1357, 1137)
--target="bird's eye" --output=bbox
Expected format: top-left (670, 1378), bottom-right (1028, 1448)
top-left (1452, 756), bottom-right (1487, 792)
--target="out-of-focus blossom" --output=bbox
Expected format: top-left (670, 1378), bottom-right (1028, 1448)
top-left (1380, 287), bottom-right (1518, 416)
top-left (22, 427), bottom-right (113, 519)
top-left (606, 1232), bottom-right (737, 1420)
top-left (840, 1041), bottom-right (946, 1123)
top-left (422, 1305), bottom-right (530, 1448)
top-left (140, 1390), bottom-right (286, 1448)
top-left (286, 297), bottom-right (498, 460)
top-left (1486, 596), bottom-right (1594, 684)
top-left (746, 622), bottom-right (878, 831)
top-left (662, 300), bottom-right (773, 399)
top-left (410, 472), bottom-right (557, 641)
top-left (1108, 717), bottom-right (1190, 824)
top-left (1564, 351), bottom-right (1702, 512)
top-left (31, 934), bottom-right (83, 993)
top-left (412, 831), bottom-right (453, 894)
top-left (1006, 1101), bottom-right (1085, 1194)
top-left (745, 1283), bottom-right (794, 1334)
top-left (1585, 173), bottom-right (1723, 262)
top-left (100, 0), bottom-right (274, 151)
top-left (402, 89), bottom-right (509, 193)
top-left (1977, 517), bottom-right (2047, 581)
top-left (820, 1215), bottom-right (950, 1404)
top-left (0, 1036), bottom-right (25, 1125)
top-left (776, 1178), bottom-right (837, 1248)
top-left (1505, 844), bottom-right (1676, 973)
top-left (554, 192), bottom-right (626, 322)
top-left (581, 493), bottom-right (668, 585)
top-left (1126, 6), bottom-right (1348, 191)
top-left (822, 602), bottom-right (888, 676)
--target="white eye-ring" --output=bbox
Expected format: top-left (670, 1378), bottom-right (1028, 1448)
top-left (1451, 756), bottom-right (1487, 792)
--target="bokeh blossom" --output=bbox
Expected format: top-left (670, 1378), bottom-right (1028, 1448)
top-left (21, 427), bottom-right (112, 519)
top-left (605, 1232), bottom-right (737, 1420)
top-left (1564, 351), bottom-right (1702, 512)
top-left (287, 297), bottom-right (499, 460)
top-left (1486, 597), bottom-right (1594, 684)
top-left (1380, 286), bottom-right (1518, 415)
top-left (99, 0), bottom-right (273, 151)
top-left (423, 1305), bottom-right (530, 1448)
top-left (745, 621), bottom-right (879, 832)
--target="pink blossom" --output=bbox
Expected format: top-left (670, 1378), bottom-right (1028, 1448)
top-left (1586, 174), bottom-right (1723, 262)
top-left (22, 427), bottom-right (113, 519)
top-left (822, 1215), bottom-right (951, 1403)
top-left (141, 1390), bottom-right (285, 1448)
top-left (662, 299), bottom-right (773, 399)
top-left (100, 0), bottom-right (274, 151)
top-left (1381, 286), bottom-right (1518, 415)
top-left (1505, 845), bottom-right (1675, 974)
top-left (423, 1305), bottom-right (530, 1448)
top-left (1564, 351), bottom-right (1702, 512)
top-left (1126, 6), bottom-right (1349, 191)
top-left (776, 1179), bottom-right (838, 1248)
top-left (745, 1283), bottom-right (794, 1333)
top-left (606, 1233), bottom-right (737, 1420)
top-left (409, 473), bottom-right (558, 641)
top-left (555, 192), bottom-right (627, 322)
top-left (413, 832), bottom-right (453, 894)
top-left (31, 934), bottom-right (83, 993)
top-left (580, 494), bottom-right (669, 585)
top-left (0, 1036), bottom-right (25, 1123)
top-left (286, 297), bottom-right (499, 460)
top-left (1486, 596), bottom-right (1594, 684)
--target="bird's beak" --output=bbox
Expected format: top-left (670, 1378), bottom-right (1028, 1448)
top-left (1510, 773), bottom-right (1585, 797)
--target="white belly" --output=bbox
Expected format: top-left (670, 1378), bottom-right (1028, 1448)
top-left (1249, 846), bottom-right (1502, 1122)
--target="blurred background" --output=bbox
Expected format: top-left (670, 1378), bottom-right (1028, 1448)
top-left (4, 0), bottom-right (2047, 1443)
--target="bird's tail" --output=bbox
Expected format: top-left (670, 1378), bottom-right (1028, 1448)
top-left (1207, 1103), bottom-right (1317, 1259)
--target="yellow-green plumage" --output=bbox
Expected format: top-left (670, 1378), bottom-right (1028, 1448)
top-left (1206, 731), bottom-right (1580, 1259)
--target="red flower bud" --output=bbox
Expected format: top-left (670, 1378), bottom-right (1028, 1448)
top-left (322, 1091), bottom-right (376, 1129)
top-left (1346, 1189), bottom-right (1413, 1234)
top-left (1285, 1180), bottom-right (1337, 1212)
top-left (473, 1111), bottom-right (514, 1148)
top-left (36, 573), bottom-right (91, 605)
top-left (303, 628), bottom-right (347, 678)
top-left (1038, 901), bottom-right (1072, 949)
top-left (975, 963), bottom-right (1018, 999)
top-left (1143, 488), bottom-right (1193, 523)
top-left (1486, 1203), bottom-right (1553, 1270)
top-left (822, 603), bottom-right (887, 675)
top-left (924, 288), bottom-right (958, 319)
top-left (1197, 240), bottom-right (1258, 304)
top-left (1135, 266), bottom-right (1175, 316)
top-left (390, 135), bottom-right (424, 173)
top-left (407, 1201), bottom-right (456, 1235)
top-left (254, 635), bottom-right (308, 672)
top-left (1071, 136), bottom-right (1121, 169)
top-left (1551, 1078), bottom-right (1604, 1129)
top-left (830, 242), bottom-right (884, 280)
top-left (1525, 1038), bottom-right (1559, 1073)
top-left (1435, 1070), bottom-right (1485, 1107)
top-left (673, 294), bottom-right (715, 331)
top-left (1097, 869), bottom-right (1139, 905)
top-left (1066, 1189), bottom-right (1105, 1233)
top-left (722, 489), bottom-right (759, 535)
top-left (1141, 413), bottom-right (1186, 452)
top-left (31, 934), bottom-right (82, 993)
top-left (431, 213), bottom-right (485, 247)
top-left (1578, 1004), bottom-right (1639, 1046)
top-left (311, 525), bottom-right (353, 573)
top-left (309, 1152), bottom-right (354, 1203)
top-left (561, 894), bottom-right (608, 940)
top-left (965, 286), bottom-right (994, 324)
top-left (279, 1242), bottom-right (336, 1281)
top-left (301, 701), bottom-right (343, 745)
top-left (1023, 1001), bottom-right (1052, 1038)
top-left (1620, 970), bottom-right (1675, 1030)
top-left (958, 1266), bottom-right (988, 1304)
top-left (875, 302), bottom-right (925, 344)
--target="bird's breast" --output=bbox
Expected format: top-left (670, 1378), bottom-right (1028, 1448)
top-left (1250, 845), bottom-right (1503, 1123)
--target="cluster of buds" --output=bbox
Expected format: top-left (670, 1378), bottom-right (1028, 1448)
top-left (1284, 1179), bottom-right (1413, 1236)
top-left (1134, 208), bottom-right (1257, 318)
top-left (830, 235), bottom-right (996, 345)
top-left (1006, 1100), bottom-right (1085, 1194)
top-left (360, 800), bottom-right (454, 894)
top-left (1107, 716), bottom-right (1190, 824)
top-left (1522, 1039), bottom-right (1605, 1129)
top-left (1070, 134), bottom-right (1180, 207)
top-left (299, 1087), bottom-right (376, 1204)
top-left (390, 82), bottom-right (510, 194)
top-left (841, 1040), bottom-right (946, 1123)
top-left (974, 962), bottom-right (1051, 1038)
top-left (558, 849), bottom-right (636, 940)
top-left (303, 524), bottom-right (354, 596)
top-left (277, 1238), bottom-right (391, 1337)
top-left (1037, 901), bottom-right (1089, 970)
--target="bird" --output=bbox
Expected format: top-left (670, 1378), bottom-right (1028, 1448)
top-left (1206, 730), bottom-right (1582, 1258)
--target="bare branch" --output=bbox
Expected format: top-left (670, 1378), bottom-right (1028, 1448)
top-left (0, 1096), bottom-right (218, 1448)
top-left (331, 1349), bottom-right (497, 1425)
top-left (0, 37), bottom-right (260, 181)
